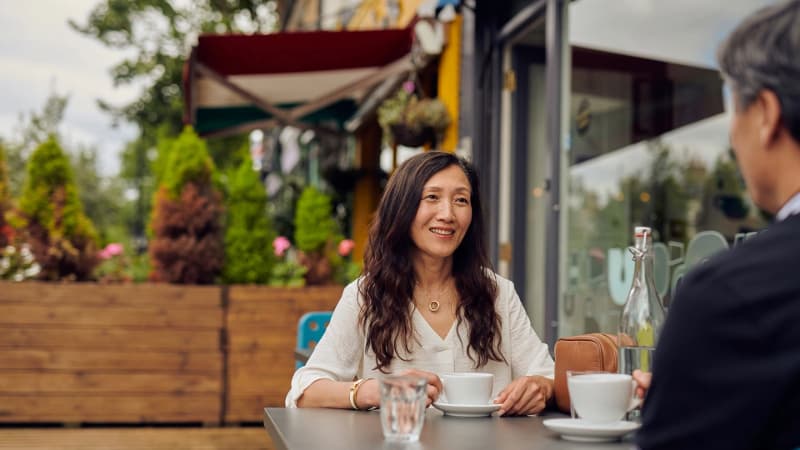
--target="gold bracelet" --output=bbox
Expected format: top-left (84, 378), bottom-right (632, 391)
top-left (349, 378), bottom-right (371, 410)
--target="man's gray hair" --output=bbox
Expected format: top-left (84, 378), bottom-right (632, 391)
top-left (717, 0), bottom-right (800, 142)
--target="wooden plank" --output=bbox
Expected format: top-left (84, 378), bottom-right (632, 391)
top-left (1, 304), bottom-right (222, 328)
top-left (226, 394), bottom-right (285, 422)
top-left (0, 394), bottom-right (221, 423)
top-left (0, 427), bottom-right (272, 450)
top-left (224, 285), bottom-right (343, 423)
top-left (0, 282), bottom-right (221, 308)
top-left (0, 371), bottom-right (221, 393)
top-left (226, 333), bottom-right (295, 351)
top-left (227, 350), bottom-right (294, 366)
top-left (227, 286), bottom-right (342, 313)
top-left (226, 302), bottom-right (295, 327)
top-left (0, 395), bottom-right (220, 423)
top-left (228, 363), bottom-right (294, 383)
top-left (0, 349), bottom-right (221, 372)
top-left (0, 327), bottom-right (220, 351)
top-left (227, 373), bottom-right (291, 398)
top-left (228, 354), bottom-right (294, 376)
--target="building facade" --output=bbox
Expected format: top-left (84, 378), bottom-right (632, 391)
top-left (466, 0), bottom-right (777, 347)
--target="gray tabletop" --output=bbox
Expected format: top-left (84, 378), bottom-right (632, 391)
top-left (264, 407), bottom-right (637, 450)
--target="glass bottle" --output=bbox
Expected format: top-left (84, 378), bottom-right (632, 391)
top-left (618, 226), bottom-right (666, 377)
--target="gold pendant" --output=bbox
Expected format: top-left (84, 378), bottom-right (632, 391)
top-left (428, 300), bottom-right (440, 312)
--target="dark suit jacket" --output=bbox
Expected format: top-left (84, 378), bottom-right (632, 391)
top-left (637, 214), bottom-right (800, 450)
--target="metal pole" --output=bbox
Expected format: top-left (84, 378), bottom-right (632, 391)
top-left (544, 0), bottom-right (565, 348)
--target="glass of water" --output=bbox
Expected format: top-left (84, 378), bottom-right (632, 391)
top-left (379, 375), bottom-right (427, 442)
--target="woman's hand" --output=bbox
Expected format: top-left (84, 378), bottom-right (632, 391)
top-left (632, 369), bottom-right (651, 401)
top-left (494, 375), bottom-right (553, 416)
top-left (399, 369), bottom-right (443, 406)
top-left (353, 369), bottom-right (442, 409)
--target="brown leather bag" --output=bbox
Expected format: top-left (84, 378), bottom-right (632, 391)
top-left (553, 333), bottom-right (619, 413)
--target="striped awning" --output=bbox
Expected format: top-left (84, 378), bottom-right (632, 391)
top-left (183, 27), bottom-right (417, 137)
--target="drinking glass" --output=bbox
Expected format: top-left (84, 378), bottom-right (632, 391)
top-left (379, 375), bottom-right (427, 442)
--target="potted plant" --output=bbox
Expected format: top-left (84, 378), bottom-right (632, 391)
top-left (377, 81), bottom-right (451, 147)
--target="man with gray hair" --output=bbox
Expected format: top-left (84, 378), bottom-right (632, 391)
top-left (636, 1), bottom-right (800, 448)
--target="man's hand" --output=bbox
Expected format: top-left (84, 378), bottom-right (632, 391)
top-left (632, 369), bottom-right (652, 401)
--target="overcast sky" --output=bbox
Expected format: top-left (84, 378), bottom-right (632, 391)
top-left (570, 0), bottom-right (777, 68)
top-left (0, 0), bottom-right (141, 176)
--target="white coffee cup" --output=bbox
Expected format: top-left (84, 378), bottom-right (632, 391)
top-left (440, 372), bottom-right (494, 405)
top-left (567, 372), bottom-right (640, 423)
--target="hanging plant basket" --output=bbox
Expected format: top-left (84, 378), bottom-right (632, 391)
top-left (390, 124), bottom-right (438, 147)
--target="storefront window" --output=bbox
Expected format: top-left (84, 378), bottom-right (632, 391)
top-left (561, 0), bottom-right (775, 337)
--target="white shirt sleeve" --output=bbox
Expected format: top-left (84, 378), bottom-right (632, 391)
top-left (500, 277), bottom-right (555, 379)
top-left (285, 280), bottom-right (364, 407)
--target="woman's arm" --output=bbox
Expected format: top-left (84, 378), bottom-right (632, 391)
top-left (298, 378), bottom-right (380, 409)
top-left (503, 278), bottom-right (554, 379)
top-left (300, 369), bottom-right (444, 409)
top-left (286, 282), bottom-right (365, 408)
top-left (495, 277), bottom-right (555, 415)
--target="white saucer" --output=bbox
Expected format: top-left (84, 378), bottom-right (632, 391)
top-left (432, 401), bottom-right (501, 417)
top-left (542, 418), bottom-right (640, 442)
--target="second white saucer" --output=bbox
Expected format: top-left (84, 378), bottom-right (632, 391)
top-left (542, 418), bottom-right (640, 442)
top-left (432, 401), bottom-right (501, 417)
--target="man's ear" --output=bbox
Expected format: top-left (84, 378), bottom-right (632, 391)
top-left (758, 90), bottom-right (782, 147)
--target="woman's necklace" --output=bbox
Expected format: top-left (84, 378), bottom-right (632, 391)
top-left (420, 283), bottom-right (449, 313)
top-left (429, 297), bottom-right (441, 312)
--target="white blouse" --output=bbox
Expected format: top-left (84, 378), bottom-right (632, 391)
top-left (285, 272), bottom-right (555, 407)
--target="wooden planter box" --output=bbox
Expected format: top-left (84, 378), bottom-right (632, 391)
top-left (0, 281), bottom-right (344, 425)
top-left (0, 282), bottom-right (224, 424)
top-left (224, 285), bottom-right (342, 423)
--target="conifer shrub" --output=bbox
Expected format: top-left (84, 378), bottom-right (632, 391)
top-left (222, 160), bottom-right (276, 284)
top-left (0, 143), bottom-right (13, 248)
top-left (294, 186), bottom-right (337, 284)
top-left (18, 137), bottom-right (99, 280)
top-left (294, 186), bottom-right (336, 253)
top-left (148, 127), bottom-right (224, 284)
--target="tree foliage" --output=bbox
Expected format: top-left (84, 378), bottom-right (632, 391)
top-left (4, 92), bottom-right (69, 198)
top-left (2, 92), bottom-right (132, 248)
top-left (70, 1), bottom-right (278, 137)
top-left (222, 160), bottom-right (276, 284)
top-left (149, 127), bottom-right (224, 284)
top-left (18, 138), bottom-right (99, 281)
top-left (71, 1), bottom-right (280, 242)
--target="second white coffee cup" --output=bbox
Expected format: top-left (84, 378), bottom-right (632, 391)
top-left (440, 372), bottom-right (494, 405)
top-left (567, 372), bottom-right (640, 423)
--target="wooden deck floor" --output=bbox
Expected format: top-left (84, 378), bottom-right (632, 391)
top-left (0, 427), bottom-right (273, 450)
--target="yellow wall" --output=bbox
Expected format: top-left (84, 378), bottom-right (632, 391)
top-left (437, 15), bottom-right (462, 152)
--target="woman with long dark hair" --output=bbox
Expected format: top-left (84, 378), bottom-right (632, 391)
top-left (286, 151), bottom-right (554, 416)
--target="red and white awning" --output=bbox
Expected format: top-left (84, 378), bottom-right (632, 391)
top-left (183, 27), bottom-right (417, 137)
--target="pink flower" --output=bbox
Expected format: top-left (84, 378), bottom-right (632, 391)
top-left (402, 80), bottom-right (415, 94)
top-left (338, 239), bottom-right (355, 257)
top-left (273, 236), bottom-right (291, 257)
top-left (105, 243), bottom-right (124, 257)
top-left (98, 243), bottom-right (124, 260)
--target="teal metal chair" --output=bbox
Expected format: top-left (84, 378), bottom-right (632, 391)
top-left (296, 311), bottom-right (332, 369)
